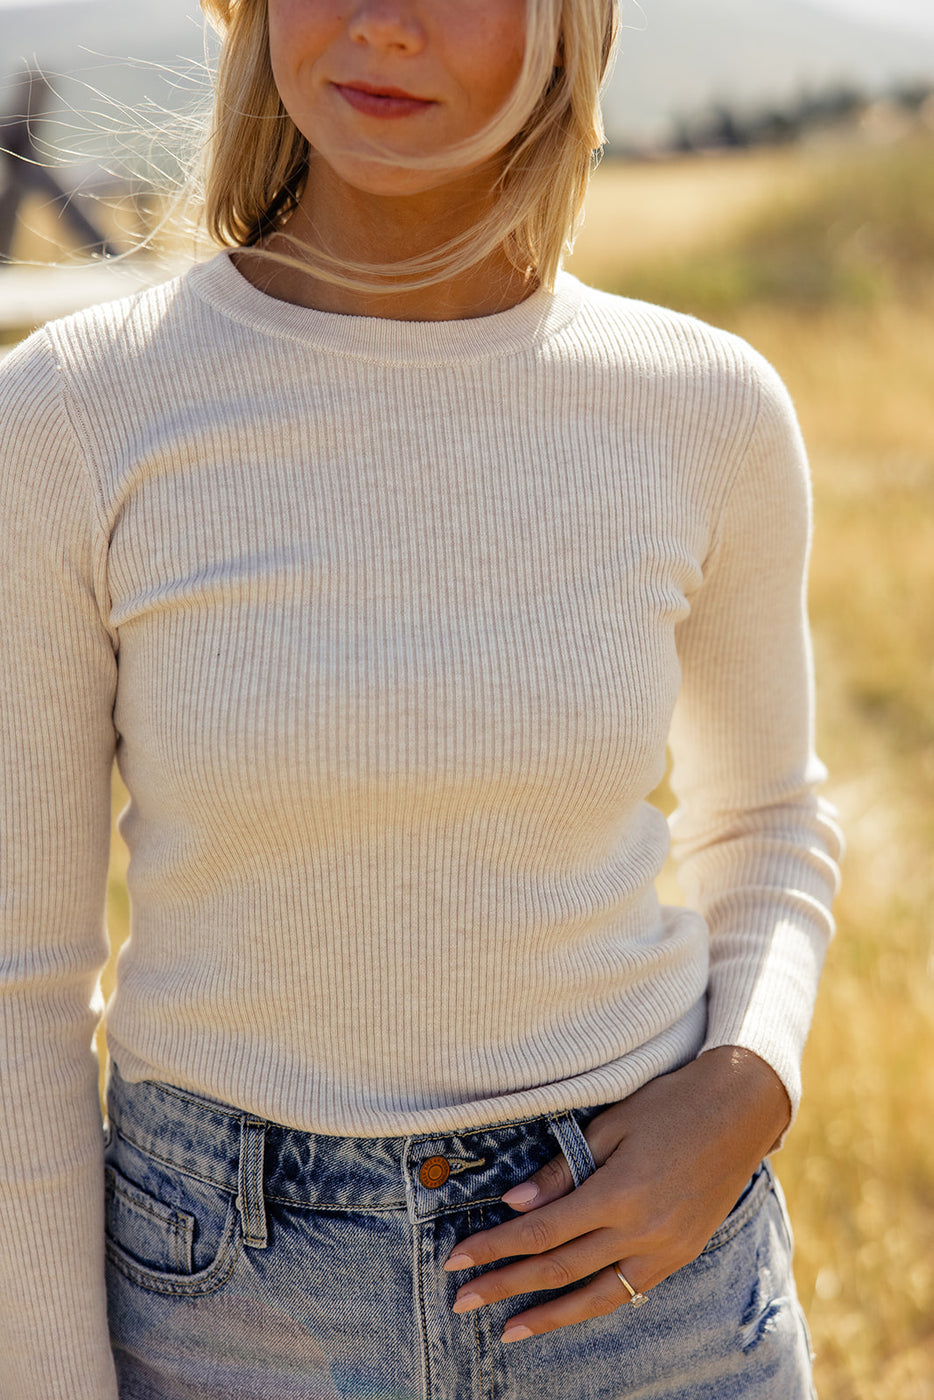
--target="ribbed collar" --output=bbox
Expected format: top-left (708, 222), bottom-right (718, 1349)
top-left (187, 249), bottom-right (584, 367)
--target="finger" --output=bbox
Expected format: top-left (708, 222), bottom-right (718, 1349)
top-left (499, 1261), bottom-right (654, 1343)
top-left (443, 1175), bottom-right (606, 1272)
top-left (499, 1149), bottom-right (577, 1211)
top-left (451, 1225), bottom-right (620, 1313)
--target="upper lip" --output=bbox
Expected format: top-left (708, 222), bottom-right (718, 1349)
top-left (335, 80), bottom-right (433, 102)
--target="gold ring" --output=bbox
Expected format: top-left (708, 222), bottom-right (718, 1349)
top-left (613, 1262), bottom-right (649, 1308)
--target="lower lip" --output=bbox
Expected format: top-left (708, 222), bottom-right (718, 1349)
top-left (334, 84), bottom-right (435, 120)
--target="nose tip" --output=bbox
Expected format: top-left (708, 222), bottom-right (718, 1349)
top-left (348, 3), bottom-right (426, 51)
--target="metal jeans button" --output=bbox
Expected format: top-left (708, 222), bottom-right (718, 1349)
top-left (419, 1156), bottom-right (451, 1188)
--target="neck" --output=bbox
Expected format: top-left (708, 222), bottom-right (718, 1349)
top-left (233, 158), bottom-right (539, 322)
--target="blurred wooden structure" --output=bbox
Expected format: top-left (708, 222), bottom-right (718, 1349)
top-left (0, 71), bottom-right (118, 264)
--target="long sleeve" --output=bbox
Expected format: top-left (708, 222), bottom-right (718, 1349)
top-left (668, 355), bottom-right (843, 1121)
top-left (0, 334), bottom-right (119, 1398)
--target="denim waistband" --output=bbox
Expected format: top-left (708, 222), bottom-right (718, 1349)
top-left (106, 1065), bottom-right (615, 1225)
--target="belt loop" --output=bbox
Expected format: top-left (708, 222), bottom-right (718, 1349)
top-left (238, 1117), bottom-right (268, 1249)
top-left (546, 1112), bottom-right (596, 1189)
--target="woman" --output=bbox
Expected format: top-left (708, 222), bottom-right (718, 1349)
top-left (0, 2), bottom-right (842, 1397)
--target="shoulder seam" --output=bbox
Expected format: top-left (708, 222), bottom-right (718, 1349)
top-left (701, 353), bottom-right (770, 570)
top-left (39, 327), bottom-right (112, 540)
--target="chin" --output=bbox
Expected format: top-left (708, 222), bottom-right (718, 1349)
top-left (329, 160), bottom-right (454, 201)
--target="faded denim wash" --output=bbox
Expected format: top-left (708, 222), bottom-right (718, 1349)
top-left (104, 1065), bottom-right (816, 1399)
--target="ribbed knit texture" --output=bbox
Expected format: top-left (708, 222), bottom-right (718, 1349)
top-left (0, 253), bottom-right (842, 1397)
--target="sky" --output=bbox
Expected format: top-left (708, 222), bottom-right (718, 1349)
top-left (0, 0), bottom-right (933, 23)
top-left (812, 0), bottom-right (934, 28)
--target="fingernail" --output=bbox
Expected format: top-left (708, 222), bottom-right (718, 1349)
top-left (502, 1324), bottom-right (533, 1343)
top-left (452, 1291), bottom-right (483, 1313)
top-left (444, 1252), bottom-right (474, 1271)
top-left (501, 1182), bottom-right (539, 1206)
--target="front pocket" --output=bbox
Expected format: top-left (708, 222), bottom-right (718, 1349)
top-left (701, 1160), bottom-right (772, 1254)
top-left (104, 1133), bottom-right (242, 1296)
top-left (106, 1166), bottom-right (196, 1274)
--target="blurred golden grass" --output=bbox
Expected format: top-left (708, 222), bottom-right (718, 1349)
top-left (91, 133), bottom-right (932, 1398)
top-left (570, 135), bottom-right (934, 1399)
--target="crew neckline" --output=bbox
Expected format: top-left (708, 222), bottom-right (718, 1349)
top-left (187, 249), bottom-right (584, 367)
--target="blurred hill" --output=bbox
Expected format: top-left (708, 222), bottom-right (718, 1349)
top-left (1, 0), bottom-right (933, 160)
top-left (605, 0), bottom-right (934, 145)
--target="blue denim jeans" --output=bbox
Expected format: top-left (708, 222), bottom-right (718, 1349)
top-left (104, 1065), bottom-right (816, 1399)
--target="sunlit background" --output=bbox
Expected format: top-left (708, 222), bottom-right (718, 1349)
top-left (2, 3), bottom-right (933, 1396)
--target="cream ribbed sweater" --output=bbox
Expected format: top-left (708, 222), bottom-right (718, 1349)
top-left (0, 254), bottom-right (841, 1397)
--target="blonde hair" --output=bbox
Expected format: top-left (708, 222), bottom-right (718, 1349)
top-left (196, 0), bottom-right (619, 292)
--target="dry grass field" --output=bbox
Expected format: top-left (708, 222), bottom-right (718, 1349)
top-left (569, 134), bottom-right (934, 1400)
top-left (9, 127), bottom-right (929, 1398)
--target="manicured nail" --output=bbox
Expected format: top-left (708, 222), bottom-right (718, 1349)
top-left (501, 1182), bottom-right (539, 1206)
top-left (452, 1291), bottom-right (483, 1313)
top-left (444, 1252), bottom-right (474, 1271)
top-left (502, 1324), bottom-right (533, 1343)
